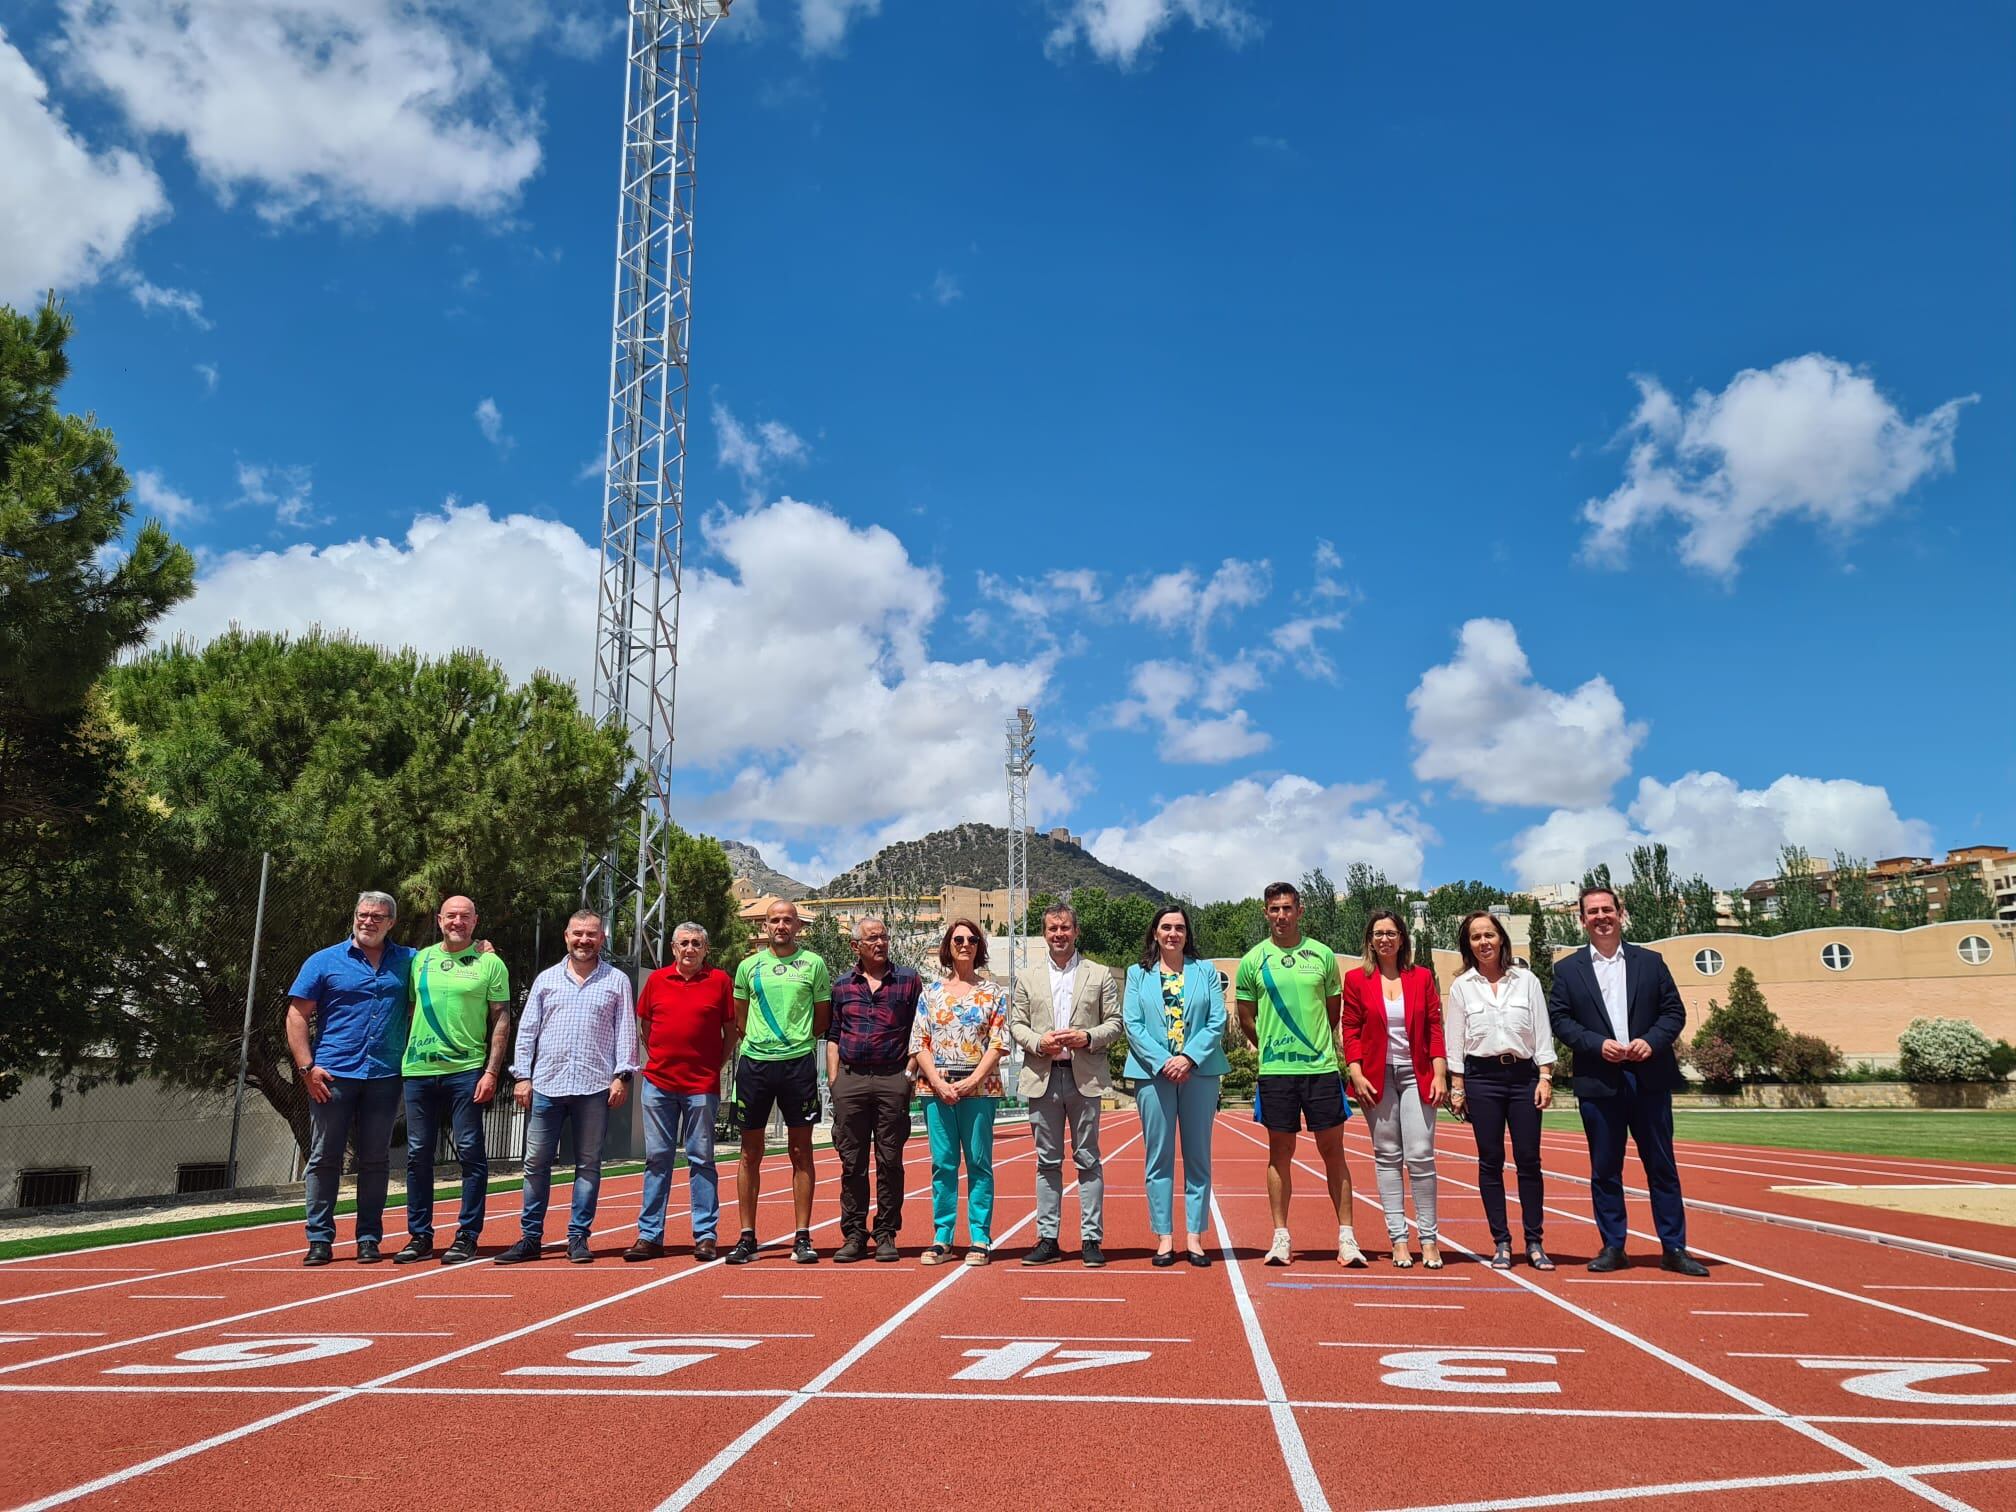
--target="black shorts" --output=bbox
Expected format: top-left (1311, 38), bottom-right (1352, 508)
top-left (1254, 1072), bottom-right (1350, 1134)
top-left (736, 1053), bottom-right (823, 1129)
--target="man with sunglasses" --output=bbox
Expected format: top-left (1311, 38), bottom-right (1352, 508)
top-left (285, 891), bottom-right (415, 1267)
top-left (727, 901), bottom-right (832, 1265)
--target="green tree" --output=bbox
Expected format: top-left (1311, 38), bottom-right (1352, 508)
top-left (1680, 876), bottom-right (1721, 936)
top-left (801, 910), bottom-right (854, 980)
top-left (1693, 966), bottom-right (1786, 1082)
top-left (662, 827), bottom-right (743, 966)
top-left (1883, 873), bottom-right (1930, 929)
top-left (1941, 868), bottom-right (1994, 922)
top-left (1831, 852), bottom-right (1883, 928)
top-left (1620, 843), bottom-right (1682, 942)
top-left (1299, 867), bottom-right (1343, 952)
top-left (1339, 863), bottom-right (1403, 960)
top-left (0, 299), bottom-right (196, 1101)
top-left (1193, 896), bottom-right (1265, 959)
top-left (1769, 846), bottom-right (1829, 934)
top-left (98, 630), bottom-right (631, 1155)
top-left (1525, 904), bottom-right (1555, 996)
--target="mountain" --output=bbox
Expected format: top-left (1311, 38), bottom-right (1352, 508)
top-left (711, 838), bottom-right (810, 900)
top-left (807, 822), bottom-right (1168, 902)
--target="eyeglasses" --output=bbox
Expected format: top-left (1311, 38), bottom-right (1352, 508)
top-left (950, 935), bottom-right (979, 945)
top-left (355, 912), bottom-right (392, 924)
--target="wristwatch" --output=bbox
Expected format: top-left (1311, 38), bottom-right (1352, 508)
top-left (296, 1061), bottom-right (313, 1077)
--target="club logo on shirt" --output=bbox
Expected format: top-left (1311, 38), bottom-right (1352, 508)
top-left (772, 964), bottom-right (788, 976)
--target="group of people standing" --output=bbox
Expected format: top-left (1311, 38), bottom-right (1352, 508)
top-left (286, 879), bottom-right (1710, 1278)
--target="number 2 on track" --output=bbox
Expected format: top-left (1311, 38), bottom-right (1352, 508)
top-left (1797, 1358), bottom-right (2016, 1407)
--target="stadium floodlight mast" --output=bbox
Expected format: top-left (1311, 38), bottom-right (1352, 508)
top-left (1004, 708), bottom-right (1036, 1002)
top-left (584, 0), bottom-right (734, 972)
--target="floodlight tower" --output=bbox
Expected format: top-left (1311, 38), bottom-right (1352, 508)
top-left (1004, 708), bottom-right (1036, 1000)
top-left (585, 0), bottom-right (732, 970)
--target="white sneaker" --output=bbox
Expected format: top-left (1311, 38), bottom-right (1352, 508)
top-left (1339, 1231), bottom-right (1368, 1268)
top-left (1264, 1230), bottom-right (1293, 1266)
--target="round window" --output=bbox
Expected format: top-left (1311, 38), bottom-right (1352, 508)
top-left (1820, 942), bottom-right (1854, 972)
top-left (1693, 947), bottom-right (1724, 976)
top-left (1957, 935), bottom-right (1993, 966)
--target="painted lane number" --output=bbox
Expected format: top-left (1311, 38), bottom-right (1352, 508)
top-left (1378, 1349), bottom-right (1563, 1395)
top-left (507, 1338), bottom-right (762, 1378)
top-left (953, 1341), bottom-right (1153, 1381)
top-left (1795, 1357), bottom-right (2016, 1407)
top-left (108, 1337), bottom-right (373, 1374)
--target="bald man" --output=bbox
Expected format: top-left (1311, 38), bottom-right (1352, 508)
top-left (396, 895), bottom-right (512, 1265)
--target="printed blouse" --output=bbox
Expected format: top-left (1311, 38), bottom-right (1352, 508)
top-left (1160, 968), bottom-right (1187, 1054)
top-left (908, 974), bottom-right (1012, 1098)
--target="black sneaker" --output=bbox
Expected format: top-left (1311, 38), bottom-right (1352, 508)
top-left (355, 1239), bottom-right (381, 1264)
top-left (393, 1238), bottom-right (433, 1265)
top-left (302, 1242), bottom-right (333, 1267)
top-left (494, 1237), bottom-right (543, 1265)
top-left (1080, 1239), bottom-right (1107, 1269)
top-left (439, 1237), bottom-right (478, 1265)
top-left (874, 1235), bottom-right (900, 1262)
top-left (568, 1236), bottom-right (593, 1264)
top-left (724, 1232), bottom-right (759, 1266)
top-left (791, 1231), bottom-right (819, 1264)
top-left (833, 1235), bottom-right (869, 1263)
top-left (1022, 1236), bottom-right (1064, 1266)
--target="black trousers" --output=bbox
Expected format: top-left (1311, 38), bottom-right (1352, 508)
top-left (1464, 1057), bottom-right (1546, 1246)
top-left (830, 1064), bottom-right (912, 1241)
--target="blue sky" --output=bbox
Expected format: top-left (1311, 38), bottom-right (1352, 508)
top-left (6, 0), bottom-right (2011, 899)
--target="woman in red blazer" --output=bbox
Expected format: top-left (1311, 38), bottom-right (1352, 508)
top-left (1341, 909), bottom-right (1448, 1268)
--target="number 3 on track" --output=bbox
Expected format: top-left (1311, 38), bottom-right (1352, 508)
top-left (1797, 1358), bottom-right (2016, 1407)
top-left (1378, 1350), bottom-right (1563, 1395)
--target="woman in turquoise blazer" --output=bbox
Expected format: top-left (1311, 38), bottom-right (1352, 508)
top-left (1124, 905), bottom-right (1229, 1267)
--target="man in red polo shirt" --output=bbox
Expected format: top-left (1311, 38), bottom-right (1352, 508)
top-left (625, 921), bottom-right (738, 1261)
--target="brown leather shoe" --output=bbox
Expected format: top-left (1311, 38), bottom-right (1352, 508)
top-left (693, 1236), bottom-right (718, 1262)
top-left (623, 1238), bottom-right (664, 1263)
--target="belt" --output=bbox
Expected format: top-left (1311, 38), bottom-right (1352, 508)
top-left (1466, 1053), bottom-right (1537, 1070)
top-left (840, 1058), bottom-right (908, 1076)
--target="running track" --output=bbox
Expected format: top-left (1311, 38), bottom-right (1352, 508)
top-left (1, 1115), bottom-right (2012, 1511)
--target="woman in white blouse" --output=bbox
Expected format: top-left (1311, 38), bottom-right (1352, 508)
top-left (1445, 911), bottom-right (1556, 1270)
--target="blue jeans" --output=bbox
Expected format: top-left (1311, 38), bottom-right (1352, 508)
top-left (638, 1082), bottom-right (719, 1243)
top-left (404, 1069), bottom-right (488, 1245)
top-left (521, 1091), bottom-right (611, 1241)
top-left (304, 1075), bottom-right (401, 1245)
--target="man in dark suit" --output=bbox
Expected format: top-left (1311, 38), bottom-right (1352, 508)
top-left (1546, 885), bottom-right (1709, 1276)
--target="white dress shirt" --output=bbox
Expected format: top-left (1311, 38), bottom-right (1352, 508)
top-left (1444, 965), bottom-right (1556, 1066)
top-left (1047, 952), bottom-right (1080, 1060)
top-left (1589, 944), bottom-right (1630, 1044)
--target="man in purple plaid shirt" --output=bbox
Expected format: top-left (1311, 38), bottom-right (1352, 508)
top-left (497, 910), bottom-right (638, 1264)
top-left (826, 916), bottom-right (922, 1262)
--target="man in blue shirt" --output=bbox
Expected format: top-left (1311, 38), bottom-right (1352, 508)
top-left (285, 891), bottom-right (415, 1267)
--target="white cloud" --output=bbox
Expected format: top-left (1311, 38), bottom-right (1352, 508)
top-left (1269, 613), bottom-right (1346, 677)
top-left (194, 361), bottom-right (219, 393)
top-left (974, 567), bottom-right (1103, 634)
top-left (1110, 657), bottom-right (1270, 763)
top-left (1582, 355), bottom-right (1974, 576)
top-left (132, 468), bottom-right (201, 526)
top-left (714, 400), bottom-right (807, 503)
top-left (119, 271), bottom-right (211, 328)
top-left (1160, 709), bottom-right (1269, 764)
top-left (474, 396), bottom-right (512, 453)
top-left (1088, 775), bottom-right (1429, 900)
top-left (235, 460), bottom-right (317, 529)
top-left (1408, 618), bottom-right (1645, 809)
top-left (926, 269), bottom-right (962, 306)
top-left (151, 496), bottom-right (1065, 848)
top-left (1045, 0), bottom-right (1261, 68)
top-left (799, 0), bottom-right (881, 55)
top-left (0, 28), bottom-right (166, 304)
top-left (1124, 557), bottom-right (1270, 651)
top-left (1508, 771), bottom-right (1935, 890)
top-left (546, 10), bottom-right (620, 59)
top-left (56, 0), bottom-right (542, 221)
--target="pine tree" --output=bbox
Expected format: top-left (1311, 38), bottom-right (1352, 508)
top-left (1942, 868), bottom-right (1995, 922)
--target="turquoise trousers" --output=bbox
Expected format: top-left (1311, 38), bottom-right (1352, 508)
top-left (1135, 1074), bottom-right (1220, 1236)
top-left (923, 1095), bottom-right (997, 1247)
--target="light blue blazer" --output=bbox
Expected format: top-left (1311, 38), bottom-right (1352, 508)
top-left (1122, 959), bottom-right (1230, 1081)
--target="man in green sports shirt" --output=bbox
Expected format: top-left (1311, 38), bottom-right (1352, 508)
top-left (725, 900), bottom-right (831, 1266)
top-left (395, 895), bottom-right (512, 1266)
top-left (1235, 880), bottom-right (1366, 1269)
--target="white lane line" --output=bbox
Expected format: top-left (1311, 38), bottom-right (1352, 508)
top-left (650, 1133), bottom-right (1111, 1511)
top-left (1731, 1351), bottom-right (2010, 1363)
top-left (576, 1331), bottom-right (814, 1339)
top-left (1867, 1286), bottom-right (2016, 1293)
top-left (128, 1295), bottom-right (225, 1300)
top-left (5, 1146), bottom-right (950, 1512)
top-left (413, 1293), bottom-right (509, 1300)
top-left (942, 1334), bottom-right (1192, 1343)
top-left (1530, 1129), bottom-right (2016, 1185)
top-left (1211, 1187), bottom-right (1331, 1512)
top-left (1559, 1278), bottom-right (1765, 1287)
top-left (1691, 1310), bottom-right (1808, 1317)
top-left (0, 1333), bottom-right (106, 1338)
top-left (720, 1294), bottom-right (821, 1300)
top-left (1320, 1341), bottom-right (1585, 1351)
top-left (1365, 1457), bottom-right (2016, 1512)
top-left (1219, 1115), bottom-right (1978, 1512)
top-left (1353, 1303), bottom-right (1464, 1310)
top-left (1019, 1296), bottom-right (1124, 1304)
top-left (221, 1331), bottom-right (453, 1338)
top-left (0, 1268), bottom-right (161, 1274)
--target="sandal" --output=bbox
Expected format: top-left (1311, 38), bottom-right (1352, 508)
top-left (1526, 1245), bottom-right (1556, 1271)
top-left (1391, 1244), bottom-right (1414, 1269)
top-left (920, 1243), bottom-right (954, 1266)
top-left (1420, 1240), bottom-right (1444, 1270)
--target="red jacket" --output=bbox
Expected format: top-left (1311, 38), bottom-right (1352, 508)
top-left (1339, 964), bottom-right (1446, 1102)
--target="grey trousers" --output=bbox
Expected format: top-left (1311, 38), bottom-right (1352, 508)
top-left (1369, 1058), bottom-right (1439, 1242)
top-left (1030, 1061), bottom-right (1104, 1240)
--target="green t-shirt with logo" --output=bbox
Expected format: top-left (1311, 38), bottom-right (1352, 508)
top-left (732, 948), bottom-right (831, 1062)
top-left (404, 944), bottom-right (511, 1076)
top-left (1235, 938), bottom-right (1342, 1076)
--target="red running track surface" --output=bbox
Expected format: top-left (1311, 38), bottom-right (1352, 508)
top-left (0, 1113), bottom-right (2011, 1511)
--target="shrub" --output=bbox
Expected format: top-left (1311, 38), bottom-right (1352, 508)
top-left (1688, 1033), bottom-right (1741, 1091)
top-left (1220, 1038), bottom-right (1259, 1102)
top-left (1694, 967), bottom-right (1785, 1081)
top-left (1897, 1018), bottom-right (1995, 1082)
top-left (1989, 1040), bottom-right (2016, 1083)
top-left (1775, 1032), bottom-right (1843, 1085)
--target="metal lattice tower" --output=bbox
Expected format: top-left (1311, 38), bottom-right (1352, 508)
top-left (585, 0), bottom-right (730, 970)
top-left (1004, 708), bottom-right (1036, 1000)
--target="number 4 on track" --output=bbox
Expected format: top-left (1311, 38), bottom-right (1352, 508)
top-left (952, 1341), bottom-right (1152, 1381)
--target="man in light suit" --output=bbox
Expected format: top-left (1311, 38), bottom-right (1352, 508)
top-left (1546, 884), bottom-right (1709, 1276)
top-left (1009, 903), bottom-right (1124, 1267)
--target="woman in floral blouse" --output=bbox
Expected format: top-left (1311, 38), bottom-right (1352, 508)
top-left (909, 917), bottom-right (1011, 1266)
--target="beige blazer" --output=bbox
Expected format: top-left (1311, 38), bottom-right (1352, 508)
top-left (1008, 956), bottom-right (1124, 1099)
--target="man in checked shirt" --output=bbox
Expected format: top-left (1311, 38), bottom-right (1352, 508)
top-left (497, 910), bottom-right (639, 1264)
top-left (826, 916), bottom-right (922, 1263)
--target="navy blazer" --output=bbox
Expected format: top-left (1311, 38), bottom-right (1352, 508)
top-left (1545, 943), bottom-right (1688, 1100)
